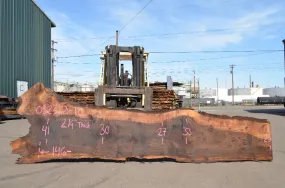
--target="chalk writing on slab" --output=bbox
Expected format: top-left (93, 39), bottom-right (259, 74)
top-left (36, 103), bottom-right (71, 115)
top-left (75, 107), bottom-right (83, 116)
top-left (158, 122), bottom-right (167, 144)
top-left (53, 146), bottom-right (72, 157)
top-left (42, 126), bottom-right (49, 136)
top-left (100, 124), bottom-right (110, 144)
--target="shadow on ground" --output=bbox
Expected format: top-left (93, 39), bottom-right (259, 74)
top-left (245, 108), bottom-right (285, 116)
top-left (37, 158), bottom-right (179, 164)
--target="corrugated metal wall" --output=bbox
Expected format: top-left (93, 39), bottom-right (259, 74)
top-left (0, 0), bottom-right (53, 98)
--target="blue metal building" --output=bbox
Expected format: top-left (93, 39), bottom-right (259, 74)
top-left (0, 0), bottom-right (56, 98)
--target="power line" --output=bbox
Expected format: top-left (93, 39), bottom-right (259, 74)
top-left (152, 51), bottom-right (281, 64)
top-left (55, 36), bottom-right (113, 42)
top-left (54, 23), bottom-right (284, 42)
top-left (121, 23), bottom-right (284, 38)
top-left (57, 36), bottom-right (113, 64)
top-left (56, 62), bottom-right (92, 65)
top-left (149, 65), bottom-right (284, 72)
top-left (68, 36), bottom-right (113, 63)
top-left (150, 50), bottom-right (283, 54)
top-left (59, 0), bottom-right (155, 64)
top-left (55, 66), bottom-right (283, 82)
top-left (118, 0), bottom-right (154, 33)
top-left (55, 62), bottom-right (283, 71)
top-left (55, 50), bottom-right (283, 58)
top-left (57, 54), bottom-right (101, 59)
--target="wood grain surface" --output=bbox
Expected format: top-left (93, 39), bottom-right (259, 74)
top-left (11, 83), bottom-right (273, 164)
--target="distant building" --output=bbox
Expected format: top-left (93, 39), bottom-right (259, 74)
top-left (54, 82), bottom-right (69, 92)
top-left (173, 83), bottom-right (274, 104)
top-left (263, 87), bottom-right (285, 97)
top-left (228, 88), bottom-right (263, 96)
top-left (54, 82), bottom-right (96, 92)
top-left (81, 83), bottom-right (95, 92)
top-left (0, 0), bottom-right (56, 98)
top-left (68, 84), bottom-right (82, 92)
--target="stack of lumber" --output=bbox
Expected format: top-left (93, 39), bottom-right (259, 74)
top-left (0, 109), bottom-right (18, 115)
top-left (0, 96), bottom-right (21, 119)
top-left (56, 84), bottom-right (181, 110)
top-left (150, 83), bottom-right (179, 110)
top-left (56, 92), bottom-right (94, 105)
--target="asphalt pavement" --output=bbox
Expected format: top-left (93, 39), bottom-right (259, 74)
top-left (0, 106), bottom-right (284, 188)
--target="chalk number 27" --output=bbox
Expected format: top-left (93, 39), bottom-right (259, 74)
top-left (158, 128), bottom-right (166, 137)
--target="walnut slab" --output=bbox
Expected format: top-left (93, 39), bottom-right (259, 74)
top-left (11, 83), bottom-right (273, 164)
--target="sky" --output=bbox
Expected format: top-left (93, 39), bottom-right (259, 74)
top-left (36, 0), bottom-right (285, 89)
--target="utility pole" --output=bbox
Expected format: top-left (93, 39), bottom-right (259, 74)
top-left (249, 75), bottom-right (251, 88)
top-left (216, 78), bottom-right (219, 105)
top-left (198, 78), bottom-right (201, 111)
top-left (193, 70), bottom-right (196, 107)
top-left (193, 70), bottom-right (196, 97)
top-left (116, 30), bottom-right (119, 46)
top-left (282, 39), bottom-right (285, 90)
top-left (230, 65), bottom-right (235, 105)
top-left (51, 40), bottom-right (57, 91)
top-left (189, 81), bottom-right (192, 108)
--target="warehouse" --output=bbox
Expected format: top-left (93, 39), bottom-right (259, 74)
top-left (0, 0), bottom-right (56, 98)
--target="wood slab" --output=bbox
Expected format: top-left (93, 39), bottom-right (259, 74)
top-left (11, 83), bottom-right (273, 164)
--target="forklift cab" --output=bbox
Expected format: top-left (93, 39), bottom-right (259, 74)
top-left (123, 71), bottom-right (132, 86)
top-left (95, 45), bottom-right (153, 110)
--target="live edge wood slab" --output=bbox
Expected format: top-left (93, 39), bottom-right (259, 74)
top-left (11, 83), bottom-right (273, 164)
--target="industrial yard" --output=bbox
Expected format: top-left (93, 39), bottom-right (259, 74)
top-left (0, 106), bottom-right (284, 188)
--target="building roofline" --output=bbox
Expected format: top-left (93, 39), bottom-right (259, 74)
top-left (32, 0), bottom-right (56, 27)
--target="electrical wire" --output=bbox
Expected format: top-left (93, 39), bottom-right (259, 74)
top-left (120, 23), bottom-right (284, 38)
top-left (55, 65), bottom-right (284, 84)
top-left (56, 49), bottom-right (283, 59)
top-left (61, 36), bottom-right (113, 63)
top-left (151, 51), bottom-right (281, 64)
top-left (57, 54), bottom-right (101, 59)
top-left (58, 0), bottom-right (155, 64)
top-left (148, 67), bottom-right (284, 76)
top-left (118, 0), bottom-right (154, 33)
top-left (54, 23), bottom-right (284, 41)
top-left (149, 50), bottom-right (283, 54)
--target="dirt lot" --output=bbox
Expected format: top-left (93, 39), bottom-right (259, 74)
top-left (0, 106), bottom-right (284, 188)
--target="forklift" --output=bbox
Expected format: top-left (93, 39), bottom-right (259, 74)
top-left (94, 45), bottom-right (153, 110)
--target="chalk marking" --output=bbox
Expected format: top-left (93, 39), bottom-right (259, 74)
top-left (42, 126), bottom-right (49, 136)
top-left (183, 127), bottom-right (192, 136)
top-left (40, 150), bottom-right (49, 154)
top-left (61, 119), bottom-right (67, 128)
top-left (100, 124), bottom-right (110, 135)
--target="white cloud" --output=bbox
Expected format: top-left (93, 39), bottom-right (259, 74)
top-left (41, 0), bottom-right (284, 86)
top-left (46, 11), bottom-right (105, 84)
